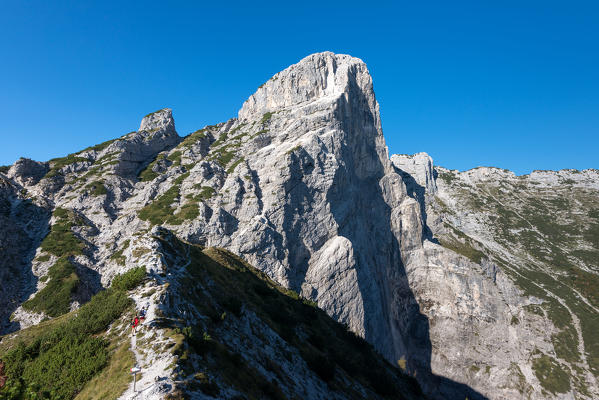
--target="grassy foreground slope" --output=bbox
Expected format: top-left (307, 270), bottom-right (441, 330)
top-left (0, 269), bottom-right (142, 400)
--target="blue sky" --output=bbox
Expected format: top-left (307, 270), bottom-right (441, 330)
top-left (1, 1), bottom-right (597, 174)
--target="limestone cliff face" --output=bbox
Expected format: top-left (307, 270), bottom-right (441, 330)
top-left (172, 53), bottom-right (424, 383)
top-left (388, 152), bottom-right (599, 399)
top-left (391, 153), bottom-right (437, 196)
top-left (1, 52), bottom-right (597, 400)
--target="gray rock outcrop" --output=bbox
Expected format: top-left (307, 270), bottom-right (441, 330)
top-left (391, 152), bottom-right (437, 195)
top-left (7, 158), bottom-right (48, 186)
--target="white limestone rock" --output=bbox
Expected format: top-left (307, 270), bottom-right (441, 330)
top-left (7, 158), bottom-right (48, 185)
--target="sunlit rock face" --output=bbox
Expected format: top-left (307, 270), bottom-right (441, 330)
top-left (2, 52), bottom-right (597, 400)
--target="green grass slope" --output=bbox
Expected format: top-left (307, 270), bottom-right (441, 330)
top-left (0, 268), bottom-right (143, 399)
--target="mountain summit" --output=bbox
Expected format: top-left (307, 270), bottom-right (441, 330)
top-left (239, 52), bottom-right (378, 120)
top-left (0, 52), bottom-right (598, 400)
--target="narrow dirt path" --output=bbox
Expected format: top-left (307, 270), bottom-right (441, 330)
top-left (117, 287), bottom-right (176, 400)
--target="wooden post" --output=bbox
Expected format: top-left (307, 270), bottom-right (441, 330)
top-left (130, 366), bottom-right (141, 393)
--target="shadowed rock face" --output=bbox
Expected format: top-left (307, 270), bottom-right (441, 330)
top-left (0, 176), bottom-right (50, 333)
top-left (2, 52), bottom-right (596, 399)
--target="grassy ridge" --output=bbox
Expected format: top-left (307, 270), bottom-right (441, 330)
top-left (22, 257), bottom-right (79, 317)
top-left (158, 235), bottom-right (422, 400)
top-left (40, 208), bottom-right (86, 257)
top-left (73, 341), bottom-right (135, 400)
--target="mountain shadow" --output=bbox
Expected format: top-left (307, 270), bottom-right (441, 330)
top-left (299, 79), bottom-right (488, 399)
top-left (392, 165), bottom-right (438, 243)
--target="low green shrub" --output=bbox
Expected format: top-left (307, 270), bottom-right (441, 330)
top-left (192, 185), bottom-right (215, 201)
top-left (138, 154), bottom-right (166, 182)
top-left (167, 151), bottom-right (182, 166)
top-left (168, 202), bottom-right (199, 225)
top-left (40, 208), bottom-right (86, 257)
top-left (85, 181), bottom-right (107, 196)
top-left (110, 240), bottom-right (130, 265)
top-left (260, 112), bottom-right (273, 124)
top-left (226, 157), bottom-right (244, 174)
top-left (44, 155), bottom-right (90, 179)
top-left (179, 129), bottom-right (207, 149)
top-left (1, 289), bottom-right (132, 399)
top-left (216, 149), bottom-right (235, 167)
top-left (22, 257), bottom-right (79, 317)
top-left (532, 353), bottom-right (571, 394)
top-left (138, 173), bottom-right (190, 225)
top-left (36, 254), bottom-right (51, 263)
top-left (138, 186), bottom-right (180, 224)
top-left (21, 335), bottom-right (108, 398)
top-left (111, 267), bottom-right (146, 291)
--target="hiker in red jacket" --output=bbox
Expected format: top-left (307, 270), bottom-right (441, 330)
top-left (131, 316), bottom-right (140, 335)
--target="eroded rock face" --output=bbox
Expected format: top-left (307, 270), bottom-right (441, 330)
top-left (111, 108), bottom-right (180, 177)
top-left (7, 158), bottom-right (48, 186)
top-left (392, 153), bottom-right (599, 399)
top-left (391, 152), bottom-right (437, 195)
top-left (0, 176), bottom-right (50, 333)
top-left (174, 54), bottom-right (424, 381)
top-left (1, 52), bottom-right (597, 400)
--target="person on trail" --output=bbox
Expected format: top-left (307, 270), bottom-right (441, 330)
top-left (131, 316), bottom-right (140, 335)
top-left (140, 307), bottom-right (146, 320)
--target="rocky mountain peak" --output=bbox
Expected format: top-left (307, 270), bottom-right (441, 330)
top-left (7, 158), bottom-right (48, 186)
top-left (98, 108), bottom-right (180, 177)
top-left (138, 108), bottom-right (175, 134)
top-left (238, 52), bottom-right (378, 123)
top-left (391, 152), bottom-right (437, 195)
top-left (2, 53), bottom-right (598, 400)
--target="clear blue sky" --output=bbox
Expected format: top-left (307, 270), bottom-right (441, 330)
top-left (1, 1), bottom-right (597, 174)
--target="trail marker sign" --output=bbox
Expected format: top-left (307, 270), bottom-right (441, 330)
top-left (130, 366), bottom-right (141, 391)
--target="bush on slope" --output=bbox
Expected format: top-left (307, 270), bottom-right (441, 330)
top-left (0, 268), bottom-right (143, 399)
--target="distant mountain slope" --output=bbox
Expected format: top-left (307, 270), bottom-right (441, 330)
top-left (429, 165), bottom-right (599, 398)
top-left (393, 153), bottom-right (598, 398)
